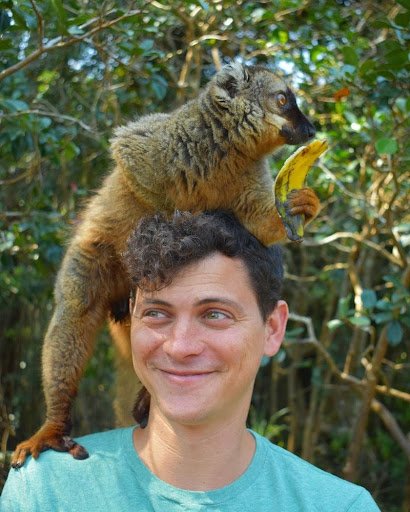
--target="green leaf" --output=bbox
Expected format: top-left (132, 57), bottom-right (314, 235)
top-left (384, 49), bottom-right (409, 69)
top-left (342, 46), bottom-right (358, 66)
top-left (278, 31), bottom-right (288, 44)
top-left (327, 319), bottom-right (343, 331)
top-left (62, 142), bottom-right (80, 162)
top-left (67, 25), bottom-right (85, 36)
top-left (395, 11), bottom-right (410, 27)
top-left (375, 138), bottom-right (398, 155)
top-left (152, 75), bottom-right (168, 101)
top-left (359, 60), bottom-right (375, 76)
top-left (386, 321), bottom-right (403, 345)
top-left (373, 311), bottom-right (393, 324)
top-left (338, 295), bottom-right (352, 318)
top-left (349, 315), bottom-right (371, 327)
top-left (38, 70), bottom-right (59, 84)
top-left (362, 289), bottom-right (377, 309)
top-left (139, 39), bottom-right (154, 52)
top-left (396, 0), bottom-right (410, 10)
top-left (39, 117), bottom-right (52, 129)
top-left (51, 0), bottom-right (68, 34)
top-left (10, 7), bottom-right (28, 28)
top-left (1, 99), bottom-right (29, 111)
top-left (0, 38), bottom-right (13, 50)
top-left (375, 298), bottom-right (392, 311)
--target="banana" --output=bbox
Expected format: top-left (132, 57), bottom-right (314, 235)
top-left (274, 139), bottom-right (328, 242)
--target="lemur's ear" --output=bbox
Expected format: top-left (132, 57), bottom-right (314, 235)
top-left (210, 62), bottom-right (250, 107)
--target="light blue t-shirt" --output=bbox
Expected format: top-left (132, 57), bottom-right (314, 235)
top-left (1, 427), bottom-right (380, 511)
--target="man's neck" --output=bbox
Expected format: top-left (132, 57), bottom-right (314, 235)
top-left (132, 409), bottom-right (255, 491)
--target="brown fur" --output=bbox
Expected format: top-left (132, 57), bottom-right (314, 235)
top-left (11, 63), bottom-right (319, 467)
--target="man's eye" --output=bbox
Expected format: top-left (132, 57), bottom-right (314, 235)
top-left (204, 310), bottom-right (229, 320)
top-left (143, 310), bottom-right (167, 319)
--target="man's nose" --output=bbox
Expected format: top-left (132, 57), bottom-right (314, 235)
top-left (162, 319), bottom-right (205, 359)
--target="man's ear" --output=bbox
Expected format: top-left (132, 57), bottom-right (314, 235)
top-left (263, 300), bottom-right (288, 357)
top-left (209, 62), bottom-right (250, 107)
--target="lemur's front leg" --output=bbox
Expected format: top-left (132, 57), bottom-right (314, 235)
top-left (11, 242), bottom-right (110, 467)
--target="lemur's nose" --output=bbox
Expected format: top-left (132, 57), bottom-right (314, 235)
top-left (306, 122), bottom-right (316, 139)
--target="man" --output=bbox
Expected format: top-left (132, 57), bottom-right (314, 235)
top-left (2, 210), bottom-right (380, 511)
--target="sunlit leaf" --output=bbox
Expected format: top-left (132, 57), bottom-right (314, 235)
top-left (327, 319), bottom-right (343, 331)
top-left (349, 315), bottom-right (371, 327)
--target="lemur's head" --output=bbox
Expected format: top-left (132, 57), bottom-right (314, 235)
top-left (208, 62), bottom-right (316, 153)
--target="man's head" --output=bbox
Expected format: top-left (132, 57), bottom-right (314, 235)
top-left (123, 211), bottom-right (288, 428)
top-left (124, 210), bottom-right (284, 321)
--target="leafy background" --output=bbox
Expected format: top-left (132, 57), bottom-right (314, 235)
top-left (0, 1), bottom-right (409, 509)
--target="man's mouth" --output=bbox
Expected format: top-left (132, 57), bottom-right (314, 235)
top-left (158, 369), bottom-right (214, 383)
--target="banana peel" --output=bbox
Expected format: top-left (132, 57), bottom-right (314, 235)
top-left (274, 139), bottom-right (328, 242)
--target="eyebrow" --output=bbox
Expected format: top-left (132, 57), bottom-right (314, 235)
top-left (196, 297), bottom-right (245, 314)
top-left (138, 299), bottom-right (171, 307)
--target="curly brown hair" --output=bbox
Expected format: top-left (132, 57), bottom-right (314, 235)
top-left (123, 210), bottom-right (284, 321)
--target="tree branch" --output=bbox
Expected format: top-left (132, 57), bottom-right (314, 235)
top-left (371, 399), bottom-right (410, 461)
top-left (304, 231), bottom-right (404, 267)
top-left (4, 109), bottom-right (97, 134)
top-left (0, 8), bottom-right (144, 83)
top-left (29, 0), bottom-right (44, 48)
top-left (287, 313), bottom-right (410, 402)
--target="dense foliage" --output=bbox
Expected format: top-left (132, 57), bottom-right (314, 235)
top-left (1, 1), bottom-right (409, 509)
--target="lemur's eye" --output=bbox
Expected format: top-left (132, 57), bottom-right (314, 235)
top-left (276, 93), bottom-right (287, 107)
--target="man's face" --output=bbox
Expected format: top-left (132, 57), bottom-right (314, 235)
top-left (130, 253), bottom-right (288, 428)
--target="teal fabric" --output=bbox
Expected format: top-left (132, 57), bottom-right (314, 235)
top-left (1, 427), bottom-right (380, 511)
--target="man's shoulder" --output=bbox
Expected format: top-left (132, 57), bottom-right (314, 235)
top-left (7, 427), bottom-right (133, 479)
top-left (252, 431), bottom-right (380, 511)
top-left (75, 425), bottom-right (133, 454)
top-left (255, 431), bottom-right (353, 485)
top-left (1, 428), bottom-right (136, 511)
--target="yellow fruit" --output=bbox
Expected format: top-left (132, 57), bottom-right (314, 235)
top-left (274, 139), bottom-right (328, 241)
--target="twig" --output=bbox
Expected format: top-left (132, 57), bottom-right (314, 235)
top-left (318, 163), bottom-right (364, 200)
top-left (211, 47), bottom-right (222, 71)
top-left (371, 399), bottom-right (410, 461)
top-left (287, 314), bottom-right (410, 403)
top-left (3, 109), bottom-right (97, 134)
top-left (304, 231), bottom-right (404, 267)
top-left (0, 170), bottom-right (32, 186)
top-left (29, 0), bottom-right (44, 48)
top-left (375, 385), bottom-right (410, 403)
top-left (288, 312), bottom-right (316, 342)
top-left (0, 8), bottom-right (144, 82)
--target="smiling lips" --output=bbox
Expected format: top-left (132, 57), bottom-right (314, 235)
top-left (158, 369), bottom-right (215, 383)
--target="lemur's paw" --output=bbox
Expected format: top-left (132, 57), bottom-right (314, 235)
top-left (282, 187), bottom-right (320, 241)
top-left (274, 139), bottom-right (327, 241)
top-left (11, 422), bottom-right (89, 468)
